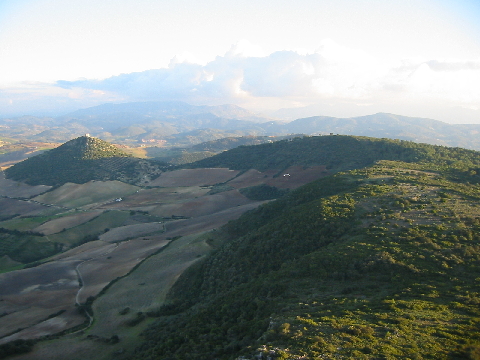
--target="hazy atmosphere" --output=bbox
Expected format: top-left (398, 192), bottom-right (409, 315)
top-left (1, 0), bottom-right (480, 123)
top-left (2, 2), bottom-right (480, 359)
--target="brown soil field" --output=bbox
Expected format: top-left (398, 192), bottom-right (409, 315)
top-left (0, 308), bottom-right (84, 346)
top-left (0, 260), bottom-right (81, 341)
top-left (225, 166), bottom-right (328, 190)
top-left (0, 237), bottom-right (168, 342)
top-left (0, 169), bottom-right (269, 348)
top-left (98, 186), bottom-right (210, 210)
top-left (98, 222), bottom-right (164, 242)
top-left (266, 165), bottom-right (329, 189)
top-left (226, 168), bottom-right (279, 188)
top-left (0, 202), bottom-right (267, 356)
top-left (90, 234), bottom-right (208, 337)
top-left (0, 241), bottom-right (120, 341)
top-left (33, 210), bottom-right (103, 235)
top-left (0, 198), bottom-right (53, 218)
top-left (156, 201), bottom-right (267, 239)
top-left (150, 189), bottom-right (255, 218)
top-left (0, 171), bottom-right (51, 198)
top-left (50, 240), bottom-right (117, 261)
top-left (76, 239), bottom-right (169, 303)
top-left (47, 211), bottom-right (130, 246)
top-left (33, 181), bottom-right (140, 208)
top-left (148, 168), bottom-right (239, 187)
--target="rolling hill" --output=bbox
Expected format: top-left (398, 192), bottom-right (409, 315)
top-left (1, 102), bottom-right (480, 150)
top-left (129, 137), bottom-right (480, 360)
top-left (0, 135), bottom-right (479, 359)
top-left (282, 113), bottom-right (480, 150)
top-left (4, 136), bottom-right (165, 186)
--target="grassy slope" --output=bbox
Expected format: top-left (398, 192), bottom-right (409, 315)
top-left (130, 138), bottom-right (480, 360)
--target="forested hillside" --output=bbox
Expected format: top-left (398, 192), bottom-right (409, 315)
top-left (4, 136), bottom-right (165, 186)
top-left (189, 135), bottom-right (480, 173)
top-left (130, 137), bottom-right (480, 360)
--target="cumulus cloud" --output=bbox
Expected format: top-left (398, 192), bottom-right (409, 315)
top-left (56, 40), bottom-right (388, 103)
top-left (2, 39), bottom-right (480, 121)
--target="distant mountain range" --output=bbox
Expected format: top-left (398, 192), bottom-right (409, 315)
top-left (1, 101), bottom-right (480, 150)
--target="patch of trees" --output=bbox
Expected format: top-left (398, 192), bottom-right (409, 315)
top-left (0, 228), bottom-right (62, 264)
top-left (0, 339), bottom-right (35, 359)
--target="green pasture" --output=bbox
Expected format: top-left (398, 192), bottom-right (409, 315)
top-left (0, 211), bottom-right (76, 231)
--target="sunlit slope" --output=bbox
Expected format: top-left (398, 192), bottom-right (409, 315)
top-left (132, 138), bottom-right (480, 360)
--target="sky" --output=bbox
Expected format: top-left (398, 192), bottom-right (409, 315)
top-left (0, 0), bottom-right (480, 123)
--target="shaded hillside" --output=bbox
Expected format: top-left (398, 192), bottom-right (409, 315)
top-left (4, 136), bottom-right (165, 186)
top-left (148, 135), bottom-right (300, 165)
top-left (131, 137), bottom-right (480, 360)
top-left (188, 135), bottom-right (480, 173)
top-left (189, 135), bottom-right (299, 153)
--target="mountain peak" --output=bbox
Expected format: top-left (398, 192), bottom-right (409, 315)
top-left (5, 136), bottom-right (135, 185)
top-left (60, 135), bottom-right (130, 160)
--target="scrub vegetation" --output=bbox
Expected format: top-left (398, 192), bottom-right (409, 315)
top-left (1, 135), bottom-right (480, 359)
top-left (130, 136), bottom-right (480, 360)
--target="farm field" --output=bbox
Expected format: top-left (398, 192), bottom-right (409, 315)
top-left (33, 181), bottom-right (140, 208)
top-left (47, 210), bottom-right (131, 246)
top-left (147, 168), bottom-right (239, 187)
top-left (149, 189), bottom-right (256, 218)
top-left (0, 203), bottom-right (267, 345)
top-left (0, 260), bottom-right (82, 342)
top-left (74, 239), bottom-right (169, 303)
top-left (8, 233), bottom-right (218, 360)
top-left (33, 210), bottom-right (103, 235)
top-left (225, 165), bottom-right (328, 189)
top-left (98, 223), bottom-right (164, 242)
top-left (0, 163), bottom-right (328, 354)
top-left (90, 234), bottom-right (208, 336)
top-left (0, 171), bottom-right (51, 198)
top-left (266, 165), bottom-right (328, 188)
top-left (98, 186), bottom-right (211, 211)
top-left (0, 198), bottom-right (59, 220)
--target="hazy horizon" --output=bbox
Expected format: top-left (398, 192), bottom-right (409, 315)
top-left (1, 0), bottom-right (479, 123)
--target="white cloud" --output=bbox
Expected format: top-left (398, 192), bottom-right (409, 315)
top-left (2, 40), bottom-right (480, 122)
top-left (44, 40), bottom-right (479, 108)
top-left (225, 39), bottom-right (267, 58)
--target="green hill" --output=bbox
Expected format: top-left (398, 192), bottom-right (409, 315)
top-left (131, 137), bottom-right (480, 360)
top-left (188, 135), bottom-right (480, 174)
top-left (4, 136), bottom-right (164, 186)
